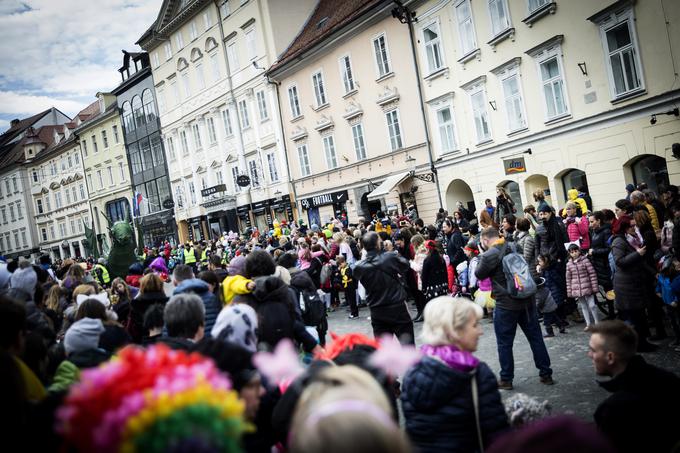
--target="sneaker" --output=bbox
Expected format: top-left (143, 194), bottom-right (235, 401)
top-left (543, 332), bottom-right (555, 338)
top-left (348, 314), bottom-right (359, 319)
top-left (584, 326), bottom-right (592, 332)
top-left (540, 376), bottom-right (555, 385)
top-left (497, 380), bottom-right (513, 390)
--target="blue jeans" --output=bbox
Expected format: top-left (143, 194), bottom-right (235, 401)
top-left (494, 304), bottom-right (553, 382)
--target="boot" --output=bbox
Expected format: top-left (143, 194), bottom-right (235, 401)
top-left (543, 327), bottom-right (555, 338)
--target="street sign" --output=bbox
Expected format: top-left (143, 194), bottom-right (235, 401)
top-left (236, 175), bottom-right (251, 187)
top-left (201, 184), bottom-right (227, 197)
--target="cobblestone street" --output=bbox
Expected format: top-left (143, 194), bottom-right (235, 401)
top-left (325, 302), bottom-right (680, 421)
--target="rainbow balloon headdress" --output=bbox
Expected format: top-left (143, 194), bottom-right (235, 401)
top-left (56, 344), bottom-right (248, 453)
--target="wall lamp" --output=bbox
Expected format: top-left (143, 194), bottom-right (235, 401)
top-left (650, 107), bottom-right (679, 125)
top-left (577, 62), bottom-right (588, 76)
top-left (489, 100), bottom-right (497, 111)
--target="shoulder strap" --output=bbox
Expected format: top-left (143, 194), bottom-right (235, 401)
top-left (471, 371), bottom-right (484, 452)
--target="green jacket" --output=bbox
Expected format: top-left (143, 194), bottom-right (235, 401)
top-left (48, 360), bottom-right (80, 393)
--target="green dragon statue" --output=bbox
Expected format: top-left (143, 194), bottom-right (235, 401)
top-left (103, 214), bottom-right (139, 280)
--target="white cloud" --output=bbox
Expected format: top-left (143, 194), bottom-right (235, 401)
top-left (0, 90), bottom-right (86, 117)
top-left (0, 0), bottom-right (160, 117)
top-left (0, 118), bottom-right (9, 133)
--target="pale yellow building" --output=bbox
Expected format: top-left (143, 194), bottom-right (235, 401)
top-left (410, 0), bottom-right (680, 216)
top-left (78, 93), bottom-right (131, 250)
top-left (268, 0), bottom-right (443, 225)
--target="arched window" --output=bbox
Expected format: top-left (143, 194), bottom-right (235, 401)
top-left (142, 89), bottom-right (157, 124)
top-left (561, 168), bottom-right (589, 200)
top-left (132, 95), bottom-right (145, 128)
top-left (632, 155), bottom-right (669, 195)
top-left (122, 101), bottom-right (135, 132)
top-left (501, 181), bottom-right (522, 213)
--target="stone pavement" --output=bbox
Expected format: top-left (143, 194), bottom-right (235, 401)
top-left (324, 302), bottom-right (680, 421)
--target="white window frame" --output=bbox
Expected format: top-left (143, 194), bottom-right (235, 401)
top-left (248, 160), bottom-right (260, 188)
top-left (435, 104), bottom-right (458, 153)
top-left (152, 52), bottom-right (160, 68)
top-left (238, 99), bottom-right (250, 129)
top-left (189, 21), bottom-right (198, 41)
top-left (287, 85), bottom-right (302, 118)
top-left (222, 109), bottom-right (234, 136)
top-left (167, 136), bottom-right (177, 161)
top-left (171, 80), bottom-right (181, 105)
top-left (192, 123), bottom-right (203, 149)
top-left (181, 71), bottom-right (191, 98)
top-left (297, 144), bottom-right (311, 177)
top-left (227, 40), bottom-right (239, 72)
top-left (467, 85), bottom-right (492, 144)
top-left (385, 109), bottom-right (403, 151)
top-left (311, 70), bottom-right (327, 108)
top-left (175, 31), bottom-right (184, 50)
top-left (497, 65), bottom-right (528, 133)
top-left (180, 129), bottom-right (190, 155)
top-left (256, 90), bottom-right (269, 121)
top-left (352, 123), bottom-right (367, 160)
top-left (101, 130), bottom-right (109, 148)
top-left (107, 166), bottom-right (114, 186)
top-left (421, 20), bottom-right (445, 74)
top-left (454, 0), bottom-right (478, 57)
top-left (231, 166), bottom-right (241, 193)
top-left (322, 135), bottom-right (338, 169)
top-left (195, 62), bottom-right (206, 90)
top-left (266, 152), bottom-right (279, 182)
top-left (338, 54), bottom-right (356, 94)
top-left (528, 0), bottom-right (549, 14)
top-left (203, 11), bottom-right (212, 30)
top-left (245, 27), bottom-right (257, 60)
top-left (532, 43), bottom-right (571, 122)
top-left (597, 8), bottom-right (645, 100)
top-left (487, 0), bottom-right (512, 37)
top-left (210, 52), bottom-right (220, 81)
top-left (206, 117), bottom-right (217, 144)
top-left (119, 162), bottom-right (126, 181)
top-left (164, 42), bottom-right (172, 61)
top-left (372, 32), bottom-right (392, 78)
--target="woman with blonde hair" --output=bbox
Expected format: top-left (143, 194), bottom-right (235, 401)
top-left (290, 365), bottom-right (410, 453)
top-left (479, 210), bottom-right (499, 230)
top-left (402, 296), bottom-right (508, 452)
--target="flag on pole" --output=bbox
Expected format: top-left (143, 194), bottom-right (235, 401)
top-left (133, 191), bottom-right (143, 217)
top-left (83, 221), bottom-right (99, 259)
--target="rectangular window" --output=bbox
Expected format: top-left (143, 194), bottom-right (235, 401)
top-left (352, 123), bottom-right (367, 160)
top-left (436, 106), bottom-right (457, 153)
top-left (87, 173), bottom-right (94, 192)
top-left (36, 199), bottom-right (43, 214)
top-left (238, 99), bottom-right (250, 128)
top-left (210, 53), bottom-right (220, 81)
top-left (297, 144), bottom-right (311, 176)
top-left (71, 186), bottom-right (76, 203)
top-left (216, 169), bottom-right (224, 185)
top-left (245, 28), bottom-right (257, 60)
top-left (55, 191), bottom-right (63, 208)
top-left (182, 72), bottom-right (191, 98)
top-left (80, 184), bottom-right (85, 200)
top-left (227, 41), bottom-right (239, 72)
top-left (175, 31), bottom-right (184, 49)
top-left (66, 188), bottom-right (71, 205)
top-left (188, 181), bottom-right (197, 204)
top-left (164, 42), bottom-right (172, 60)
top-left (32, 170), bottom-right (38, 183)
top-left (189, 21), bottom-right (198, 40)
top-left (322, 135), bottom-right (338, 169)
top-left (157, 88), bottom-right (166, 113)
top-left (312, 71), bottom-right (327, 107)
top-left (107, 166), bottom-right (114, 186)
top-left (423, 22), bottom-right (444, 73)
top-left (373, 34), bottom-right (391, 77)
top-left (248, 160), bottom-right (260, 188)
top-left (288, 85), bottom-right (301, 118)
top-left (195, 63), bottom-right (206, 90)
top-left (470, 89), bottom-right (492, 142)
top-left (221, 109), bottom-right (233, 136)
top-left (9, 205), bottom-right (15, 222)
top-left (119, 162), bottom-right (126, 181)
top-left (528, 0), bottom-right (548, 12)
top-left (207, 117), bottom-right (217, 144)
top-left (231, 166), bottom-right (240, 192)
top-left (167, 137), bottom-right (176, 161)
top-left (266, 153), bottom-right (279, 182)
top-left (97, 170), bottom-right (104, 189)
top-left (0, 236), bottom-right (4, 250)
top-left (92, 135), bottom-right (98, 153)
top-left (171, 80), bottom-right (180, 104)
top-left (50, 225), bottom-right (55, 239)
top-left (16, 201), bottom-right (22, 219)
top-left (385, 110), bottom-right (403, 151)
top-left (488, 0), bottom-right (511, 37)
top-left (203, 11), bottom-right (212, 30)
top-left (0, 208), bottom-right (5, 223)
top-left (339, 55), bottom-right (355, 93)
top-left (152, 52), bottom-right (160, 68)
top-left (192, 123), bottom-right (202, 149)
top-left (220, 1), bottom-right (231, 17)
top-left (40, 228), bottom-right (47, 242)
top-left (455, 0), bottom-right (477, 56)
top-left (256, 91), bottom-right (268, 121)
top-left (180, 129), bottom-right (190, 155)
top-left (14, 232), bottom-right (19, 248)
top-left (539, 56), bottom-right (568, 119)
top-left (101, 130), bottom-right (108, 148)
top-left (603, 18), bottom-right (643, 97)
top-left (501, 72), bottom-right (527, 132)
top-left (112, 125), bottom-right (119, 144)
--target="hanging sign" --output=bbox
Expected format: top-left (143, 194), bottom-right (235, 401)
top-left (503, 157), bottom-right (527, 175)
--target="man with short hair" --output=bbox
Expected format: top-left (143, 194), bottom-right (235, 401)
top-left (161, 293), bottom-right (206, 350)
top-left (475, 227), bottom-right (553, 389)
top-left (589, 320), bottom-right (680, 453)
top-left (354, 231), bottom-right (415, 345)
top-left (172, 264), bottom-right (220, 336)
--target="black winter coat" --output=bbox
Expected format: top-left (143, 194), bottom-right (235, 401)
top-left (595, 355), bottom-right (680, 453)
top-left (421, 253), bottom-right (448, 301)
top-left (589, 224), bottom-right (612, 289)
top-left (354, 250), bottom-right (411, 324)
top-left (534, 216), bottom-right (568, 263)
top-left (611, 235), bottom-right (655, 311)
top-left (402, 356), bottom-right (508, 453)
top-left (445, 230), bottom-right (466, 268)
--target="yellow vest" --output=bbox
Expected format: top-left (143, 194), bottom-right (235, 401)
top-left (184, 247), bottom-right (196, 264)
top-left (95, 264), bottom-right (110, 284)
top-left (201, 250), bottom-right (208, 263)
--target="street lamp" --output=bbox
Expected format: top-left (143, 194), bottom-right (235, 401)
top-left (405, 154), bottom-right (436, 183)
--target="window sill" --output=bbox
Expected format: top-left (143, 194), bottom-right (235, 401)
top-left (523, 2), bottom-right (557, 27)
top-left (487, 27), bottom-right (515, 50)
top-left (260, 117), bottom-right (270, 124)
top-left (313, 103), bottom-right (330, 113)
top-left (507, 126), bottom-right (529, 137)
top-left (544, 113), bottom-right (572, 126)
top-left (291, 115), bottom-right (304, 123)
top-left (475, 138), bottom-right (494, 147)
top-left (423, 66), bottom-right (449, 82)
top-left (611, 88), bottom-right (646, 105)
top-left (375, 72), bottom-right (395, 83)
top-left (342, 89), bottom-right (359, 99)
top-left (457, 48), bottom-right (481, 65)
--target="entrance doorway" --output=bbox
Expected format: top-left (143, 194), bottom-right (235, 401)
top-left (445, 179), bottom-right (476, 214)
top-left (524, 174), bottom-right (553, 208)
top-left (307, 207), bottom-right (321, 228)
top-left (499, 180), bottom-right (523, 214)
top-left (360, 192), bottom-right (382, 219)
top-left (631, 154), bottom-right (669, 194)
top-left (560, 168), bottom-right (589, 204)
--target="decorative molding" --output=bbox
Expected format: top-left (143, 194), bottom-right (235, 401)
top-left (240, 17), bottom-right (256, 30)
top-left (177, 57), bottom-right (189, 71)
top-left (290, 125), bottom-right (308, 141)
top-left (523, 1), bottom-right (557, 27)
top-left (460, 74), bottom-right (487, 91)
top-left (205, 37), bottom-right (218, 52)
top-left (342, 101), bottom-right (363, 121)
top-left (426, 91), bottom-right (455, 106)
top-left (525, 34), bottom-right (564, 57)
top-left (457, 48), bottom-right (481, 65)
top-left (210, 160), bottom-right (222, 168)
top-left (190, 48), bottom-right (203, 62)
top-left (487, 27), bottom-right (515, 50)
top-left (376, 86), bottom-right (400, 106)
top-left (490, 57), bottom-right (522, 75)
top-left (314, 115), bottom-right (334, 133)
top-left (587, 0), bottom-right (634, 24)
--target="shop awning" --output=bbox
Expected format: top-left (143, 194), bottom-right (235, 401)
top-left (367, 172), bottom-right (411, 201)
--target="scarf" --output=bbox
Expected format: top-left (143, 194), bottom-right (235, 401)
top-left (421, 344), bottom-right (479, 372)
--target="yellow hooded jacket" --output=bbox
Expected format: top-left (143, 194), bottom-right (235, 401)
top-left (221, 274), bottom-right (254, 305)
top-left (561, 189), bottom-right (588, 217)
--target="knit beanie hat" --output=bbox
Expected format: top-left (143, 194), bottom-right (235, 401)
top-left (0, 263), bottom-right (10, 290)
top-left (538, 204), bottom-right (553, 213)
top-left (10, 260), bottom-right (37, 300)
top-left (227, 255), bottom-right (246, 276)
top-left (64, 317), bottom-right (105, 355)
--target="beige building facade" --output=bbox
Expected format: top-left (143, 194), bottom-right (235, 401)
top-left (410, 0), bottom-right (680, 217)
top-left (268, 0), bottom-right (444, 226)
top-left (78, 93), bottom-right (131, 250)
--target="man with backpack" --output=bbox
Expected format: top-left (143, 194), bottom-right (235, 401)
top-left (475, 227), bottom-right (553, 390)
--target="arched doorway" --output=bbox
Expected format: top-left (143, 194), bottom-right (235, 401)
top-left (631, 155), bottom-right (669, 194)
top-left (524, 174), bottom-right (553, 208)
top-left (360, 192), bottom-right (382, 219)
top-left (560, 168), bottom-right (590, 204)
top-left (445, 179), bottom-right (475, 214)
top-left (499, 180), bottom-right (523, 213)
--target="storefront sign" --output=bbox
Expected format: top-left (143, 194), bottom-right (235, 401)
top-left (300, 190), bottom-right (349, 210)
top-left (236, 175), bottom-right (251, 187)
top-left (503, 157), bottom-right (527, 175)
top-left (201, 184), bottom-right (227, 197)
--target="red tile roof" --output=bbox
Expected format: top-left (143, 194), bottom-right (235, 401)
top-left (0, 109), bottom-right (52, 147)
top-left (269, 0), bottom-right (384, 73)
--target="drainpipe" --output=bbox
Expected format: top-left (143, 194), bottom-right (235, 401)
top-left (392, 0), bottom-right (444, 209)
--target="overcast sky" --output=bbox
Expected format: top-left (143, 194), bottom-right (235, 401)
top-left (0, 0), bottom-right (161, 133)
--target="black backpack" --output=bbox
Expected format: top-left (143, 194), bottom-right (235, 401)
top-left (291, 285), bottom-right (326, 327)
top-left (256, 299), bottom-right (295, 348)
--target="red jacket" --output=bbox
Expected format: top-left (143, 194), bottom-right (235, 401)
top-left (566, 255), bottom-right (599, 297)
top-left (565, 217), bottom-right (590, 249)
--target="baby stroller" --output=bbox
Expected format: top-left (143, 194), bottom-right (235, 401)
top-left (454, 261), bottom-right (474, 300)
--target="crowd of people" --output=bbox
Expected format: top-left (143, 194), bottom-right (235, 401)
top-left (1, 181), bottom-right (680, 452)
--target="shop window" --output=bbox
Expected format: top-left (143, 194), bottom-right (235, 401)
top-left (561, 169), bottom-right (589, 201)
top-left (500, 180), bottom-right (522, 213)
top-left (632, 155), bottom-right (669, 195)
